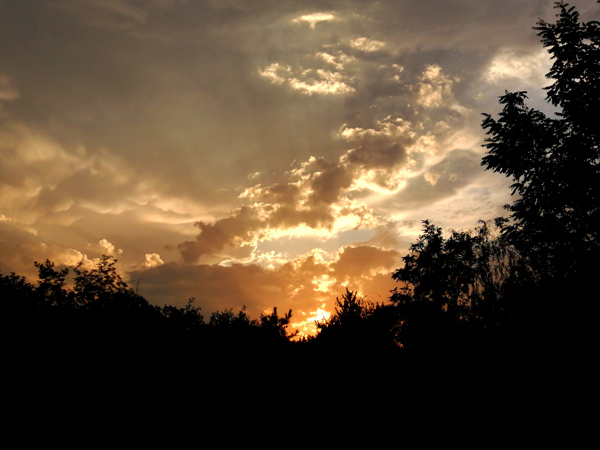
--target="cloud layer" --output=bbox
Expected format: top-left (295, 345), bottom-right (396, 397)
top-left (2, 0), bottom-right (598, 335)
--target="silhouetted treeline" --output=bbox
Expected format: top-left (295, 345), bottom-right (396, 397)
top-left (1, 2), bottom-right (598, 375)
top-left (0, 256), bottom-right (301, 368)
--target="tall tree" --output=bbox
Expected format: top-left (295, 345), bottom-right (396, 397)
top-left (481, 1), bottom-right (600, 280)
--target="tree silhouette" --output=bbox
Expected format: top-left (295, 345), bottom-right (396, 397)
top-left (260, 307), bottom-right (297, 340)
top-left (314, 288), bottom-right (401, 360)
top-left (479, 2), bottom-right (600, 355)
top-left (34, 260), bottom-right (72, 308)
top-left (481, 1), bottom-right (600, 281)
top-left (390, 220), bottom-right (531, 356)
top-left (72, 255), bottom-right (133, 306)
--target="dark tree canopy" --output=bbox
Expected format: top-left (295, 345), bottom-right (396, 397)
top-left (391, 220), bottom-right (523, 324)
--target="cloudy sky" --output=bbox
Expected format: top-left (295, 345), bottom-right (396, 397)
top-left (1, 0), bottom-right (598, 335)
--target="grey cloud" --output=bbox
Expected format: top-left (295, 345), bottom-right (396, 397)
top-left (251, 183), bottom-right (302, 206)
top-left (268, 205), bottom-right (335, 230)
top-left (176, 53), bottom-right (476, 262)
top-left (0, 220), bottom-right (45, 277)
top-left (307, 159), bottom-right (355, 205)
top-left (1, 1), bottom-right (300, 200)
top-left (372, 0), bottom-right (553, 52)
top-left (345, 138), bottom-right (408, 168)
top-left (178, 205), bottom-right (263, 263)
top-left (0, 217), bottom-right (122, 282)
top-left (355, 220), bottom-right (408, 250)
top-left (340, 121), bottom-right (415, 169)
top-left (389, 149), bottom-right (483, 210)
top-left (1, 0), bottom-right (507, 207)
top-left (178, 158), bottom-right (360, 263)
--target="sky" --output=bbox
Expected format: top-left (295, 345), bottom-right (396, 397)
top-left (1, 0), bottom-right (599, 336)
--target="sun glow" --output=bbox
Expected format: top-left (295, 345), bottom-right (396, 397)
top-left (291, 306), bottom-right (331, 338)
top-left (313, 274), bottom-right (335, 292)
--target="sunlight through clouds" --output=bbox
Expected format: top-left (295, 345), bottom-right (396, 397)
top-left (3, 0), bottom-right (596, 327)
top-left (260, 63), bottom-right (355, 95)
top-left (292, 12), bottom-right (339, 29)
top-left (350, 37), bottom-right (386, 52)
top-left (485, 48), bottom-right (552, 87)
top-left (416, 65), bottom-right (458, 108)
top-left (288, 70), bottom-right (356, 95)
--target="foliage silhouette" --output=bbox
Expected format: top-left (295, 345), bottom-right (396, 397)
top-left (390, 220), bottom-right (539, 358)
top-left (314, 288), bottom-right (402, 362)
top-left (479, 1), bottom-right (599, 353)
top-left (260, 307), bottom-right (298, 340)
top-left (1, 258), bottom-right (306, 374)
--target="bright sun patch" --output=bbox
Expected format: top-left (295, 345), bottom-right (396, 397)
top-left (292, 12), bottom-right (338, 29)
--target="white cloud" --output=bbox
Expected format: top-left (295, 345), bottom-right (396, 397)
top-left (288, 70), bottom-right (355, 95)
top-left (416, 65), bottom-right (458, 108)
top-left (260, 63), bottom-right (355, 95)
top-left (349, 37), bottom-right (386, 52)
top-left (142, 252), bottom-right (164, 269)
top-left (258, 62), bottom-right (290, 85)
top-left (424, 171), bottom-right (442, 186)
top-left (485, 48), bottom-right (551, 87)
top-left (98, 239), bottom-right (122, 255)
top-left (316, 51), bottom-right (355, 70)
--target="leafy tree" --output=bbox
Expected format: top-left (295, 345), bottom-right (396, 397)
top-left (481, 1), bottom-right (600, 280)
top-left (205, 306), bottom-right (260, 354)
top-left (390, 220), bottom-right (527, 353)
top-left (0, 271), bottom-right (34, 303)
top-left (208, 305), bottom-right (258, 329)
top-left (72, 254), bottom-right (132, 306)
top-left (157, 297), bottom-right (205, 333)
top-left (34, 259), bottom-right (73, 308)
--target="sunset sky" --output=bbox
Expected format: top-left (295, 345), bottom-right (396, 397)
top-left (2, 0), bottom-right (598, 336)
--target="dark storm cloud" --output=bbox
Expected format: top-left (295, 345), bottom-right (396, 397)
top-left (178, 205), bottom-right (263, 263)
